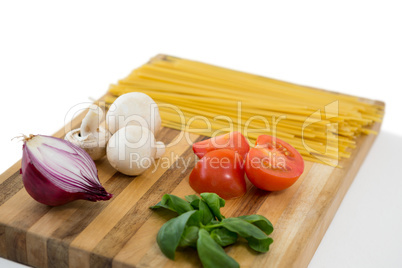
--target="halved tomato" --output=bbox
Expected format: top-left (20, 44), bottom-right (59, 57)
top-left (192, 131), bottom-right (250, 160)
top-left (245, 135), bottom-right (304, 191)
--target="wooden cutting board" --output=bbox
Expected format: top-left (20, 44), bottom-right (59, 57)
top-left (0, 95), bottom-right (383, 268)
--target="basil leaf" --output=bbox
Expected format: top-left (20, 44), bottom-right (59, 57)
top-left (157, 210), bottom-right (197, 260)
top-left (190, 198), bottom-right (200, 209)
top-left (150, 194), bottom-right (193, 215)
top-left (237, 214), bottom-right (274, 235)
top-left (246, 237), bottom-right (273, 253)
top-left (186, 210), bottom-right (201, 227)
top-left (210, 228), bottom-right (238, 247)
top-left (221, 218), bottom-right (267, 240)
top-left (179, 226), bottom-right (199, 248)
top-left (198, 200), bottom-right (214, 225)
top-left (200, 193), bottom-right (225, 221)
top-left (197, 229), bottom-right (239, 268)
top-left (185, 194), bottom-right (200, 203)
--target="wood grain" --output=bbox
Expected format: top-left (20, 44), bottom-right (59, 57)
top-left (0, 98), bottom-right (383, 268)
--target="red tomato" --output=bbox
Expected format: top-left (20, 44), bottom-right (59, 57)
top-left (245, 135), bottom-right (304, 191)
top-left (192, 131), bottom-right (250, 160)
top-left (189, 149), bottom-right (247, 199)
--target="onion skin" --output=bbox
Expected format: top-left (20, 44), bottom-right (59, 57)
top-left (20, 135), bottom-right (113, 206)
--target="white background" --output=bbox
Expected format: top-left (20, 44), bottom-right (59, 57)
top-left (1, 1), bottom-right (401, 267)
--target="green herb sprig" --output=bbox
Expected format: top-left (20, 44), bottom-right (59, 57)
top-left (150, 193), bottom-right (274, 268)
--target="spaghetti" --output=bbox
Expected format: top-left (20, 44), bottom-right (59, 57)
top-left (105, 55), bottom-right (384, 165)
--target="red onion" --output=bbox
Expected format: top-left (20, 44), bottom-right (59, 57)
top-left (20, 134), bottom-right (112, 206)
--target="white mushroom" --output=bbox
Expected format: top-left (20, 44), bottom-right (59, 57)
top-left (65, 104), bottom-right (111, 160)
top-left (106, 125), bottom-right (165, 176)
top-left (106, 92), bottom-right (162, 135)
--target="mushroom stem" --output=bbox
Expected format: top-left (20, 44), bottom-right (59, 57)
top-left (81, 104), bottom-right (103, 138)
top-left (155, 141), bottom-right (166, 159)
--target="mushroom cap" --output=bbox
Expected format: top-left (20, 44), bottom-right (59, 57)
top-left (106, 125), bottom-right (157, 176)
top-left (64, 128), bottom-right (110, 161)
top-left (106, 92), bottom-right (162, 135)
